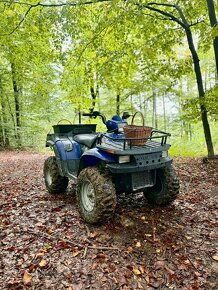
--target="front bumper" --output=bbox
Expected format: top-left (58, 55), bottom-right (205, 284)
top-left (106, 155), bottom-right (172, 174)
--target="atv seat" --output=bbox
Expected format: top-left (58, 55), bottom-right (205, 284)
top-left (73, 133), bottom-right (98, 148)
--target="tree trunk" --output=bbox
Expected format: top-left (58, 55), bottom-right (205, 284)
top-left (11, 63), bottom-right (22, 147)
top-left (162, 93), bottom-right (167, 132)
top-left (206, 0), bottom-right (218, 79)
top-left (90, 87), bottom-right (96, 112)
top-left (116, 94), bottom-right (120, 115)
top-left (143, 95), bottom-right (147, 124)
top-left (0, 79), bottom-right (10, 147)
top-left (185, 27), bottom-right (214, 157)
top-left (90, 85), bottom-right (99, 113)
top-left (189, 123), bottom-right (192, 141)
top-left (152, 89), bottom-right (158, 128)
top-left (0, 79), bottom-right (4, 146)
top-left (130, 95), bottom-right (134, 114)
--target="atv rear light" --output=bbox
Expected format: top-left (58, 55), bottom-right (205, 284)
top-left (119, 155), bottom-right (130, 164)
top-left (162, 151), bottom-right (168, 158)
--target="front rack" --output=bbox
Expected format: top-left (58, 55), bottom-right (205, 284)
top-left (96, 129), bottom-right (171, 154)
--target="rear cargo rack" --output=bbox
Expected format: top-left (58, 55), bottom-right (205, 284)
top-left (96, 129), bottom-right (171, 154)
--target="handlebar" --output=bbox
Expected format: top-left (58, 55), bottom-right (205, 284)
top-left (82, 111), bottom-right (106, 124)
top-left (82, 113), bottom-right (93, 117)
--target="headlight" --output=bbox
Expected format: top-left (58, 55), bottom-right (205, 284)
top-left (162, 151), bottom-right (168, 158)
top-left (119, 155), bottom-right (130, 164)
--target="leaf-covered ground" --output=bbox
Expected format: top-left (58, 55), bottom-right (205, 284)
top-left (0, 151), bottom-right (217, 290)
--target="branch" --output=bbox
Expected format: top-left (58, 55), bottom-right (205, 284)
top-left (7, 5), bottom-right (33, 35)
top-left (137, 2), bottom-right (188, 29)
top-left (189, 19), bottom-right (206, 28)
top-left (1, 0), bottom-right (191, 37)
top-left (142, 11), bottom-right (171, 22)
top-left (141, 1), bottom-right (204, 29)
top-left (0, 0), bottom-right (110, 35)
top-left (0, 0), bottom-right (108, 7)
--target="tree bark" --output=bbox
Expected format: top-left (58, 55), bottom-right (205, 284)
top-left (206, 0), bottom-right (218, 79)
top-left (162, 93), bottom-right (167, 132)
top-left (189, 123), bottom-right (192, 141)
top-left (11, 63), bottom-right (22, 147)
top-left (152, 89), bottom-right (158, 128)
top-left (116, 94), bottom-right (120, 115)
top-left (90, 85), bottom-right (99, 113)
top-left (185, 27), bottom-right (214, 157)
top-left (0, 78), bottom-right (10, 147)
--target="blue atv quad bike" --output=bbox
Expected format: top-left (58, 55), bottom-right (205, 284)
top-left (43, 111), bottom-right (179, 224)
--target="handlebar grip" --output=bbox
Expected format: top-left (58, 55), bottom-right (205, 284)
top-left (82, 113), bottom-right (93, 117)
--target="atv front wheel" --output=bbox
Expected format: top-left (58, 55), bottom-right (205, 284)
top-left (43, 156), bottom-right (69, 194)
top-left (144, 165), bottom-right (179, 205)
top-left (77, 167), bottom-right (116, 224)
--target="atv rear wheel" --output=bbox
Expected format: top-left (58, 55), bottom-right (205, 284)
top-left (77, 167), bottom-right (116, 224)
top-left (43, 156), bottom-right (69, 194)
top-left (144, 164), bottom-right (179, 205)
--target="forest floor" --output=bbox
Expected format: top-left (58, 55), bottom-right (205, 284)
top-left (0, 151), bottom-right (217, 290)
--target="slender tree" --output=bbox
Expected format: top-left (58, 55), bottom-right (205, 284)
top-left (206, 0), bottom-right (218, 78)
top-left (11, 62), bottom-right (22, 146)
top-left (138, 2), bottom-right (214, 157)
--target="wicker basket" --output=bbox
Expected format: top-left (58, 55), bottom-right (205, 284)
top-left (123, 112), bottom-right (152, 146)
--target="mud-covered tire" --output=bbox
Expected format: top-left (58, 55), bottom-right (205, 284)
top-left (144, 164), bottom-right (179, 205)
top-left (76, 167), bottom-right (116, 224)
top-left (43, 156), bottom-right (69, 194)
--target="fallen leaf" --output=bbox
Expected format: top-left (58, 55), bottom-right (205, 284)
top-left (212, 254), bottom-right (218, 261)
top-left (133, 267), bottom-right (141, 275)
top-left (47, 228), bottom-right (54, 234)
top-left (139, 266), bottom-right (145, 274)
top-left (91, 263), bottom-right (98, 270)
top-left (184, 259), bottom-right (191, 265)
top-left (89, 231), bottom-right (98, 238)
top-left (137, 282), bottom-right (143, 288)
top-left (127, 246), bottom-right (133, 253)
top-left (39, 247), bottom-right (48, 253)
top-left (35, 252), bottom-right (44, 258)
top-left (39, 259), bottom-right (47, 268)
top-left (72, 251), bottom-right (81, 257)
top-left (135, 241), bottom-right (141, 248)
top-left (23, 270), bottom-right (32, 286)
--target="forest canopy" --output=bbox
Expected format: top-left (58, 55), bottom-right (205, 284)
top-left (0, 0), bottom-right (217, 157)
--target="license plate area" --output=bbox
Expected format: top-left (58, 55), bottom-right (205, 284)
top-left (131, 171), bottom-right (155, 191)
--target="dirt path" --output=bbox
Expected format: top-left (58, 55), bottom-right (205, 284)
top-left (0, 151), bottom-right (217, 290)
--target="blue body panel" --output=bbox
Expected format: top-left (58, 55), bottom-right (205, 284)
top-left (55, 139), bottom-right (82, 161)
top-left (54, 137), bottom-right (116, 169)
top-left (81, 148), bottom-right (116, 167)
